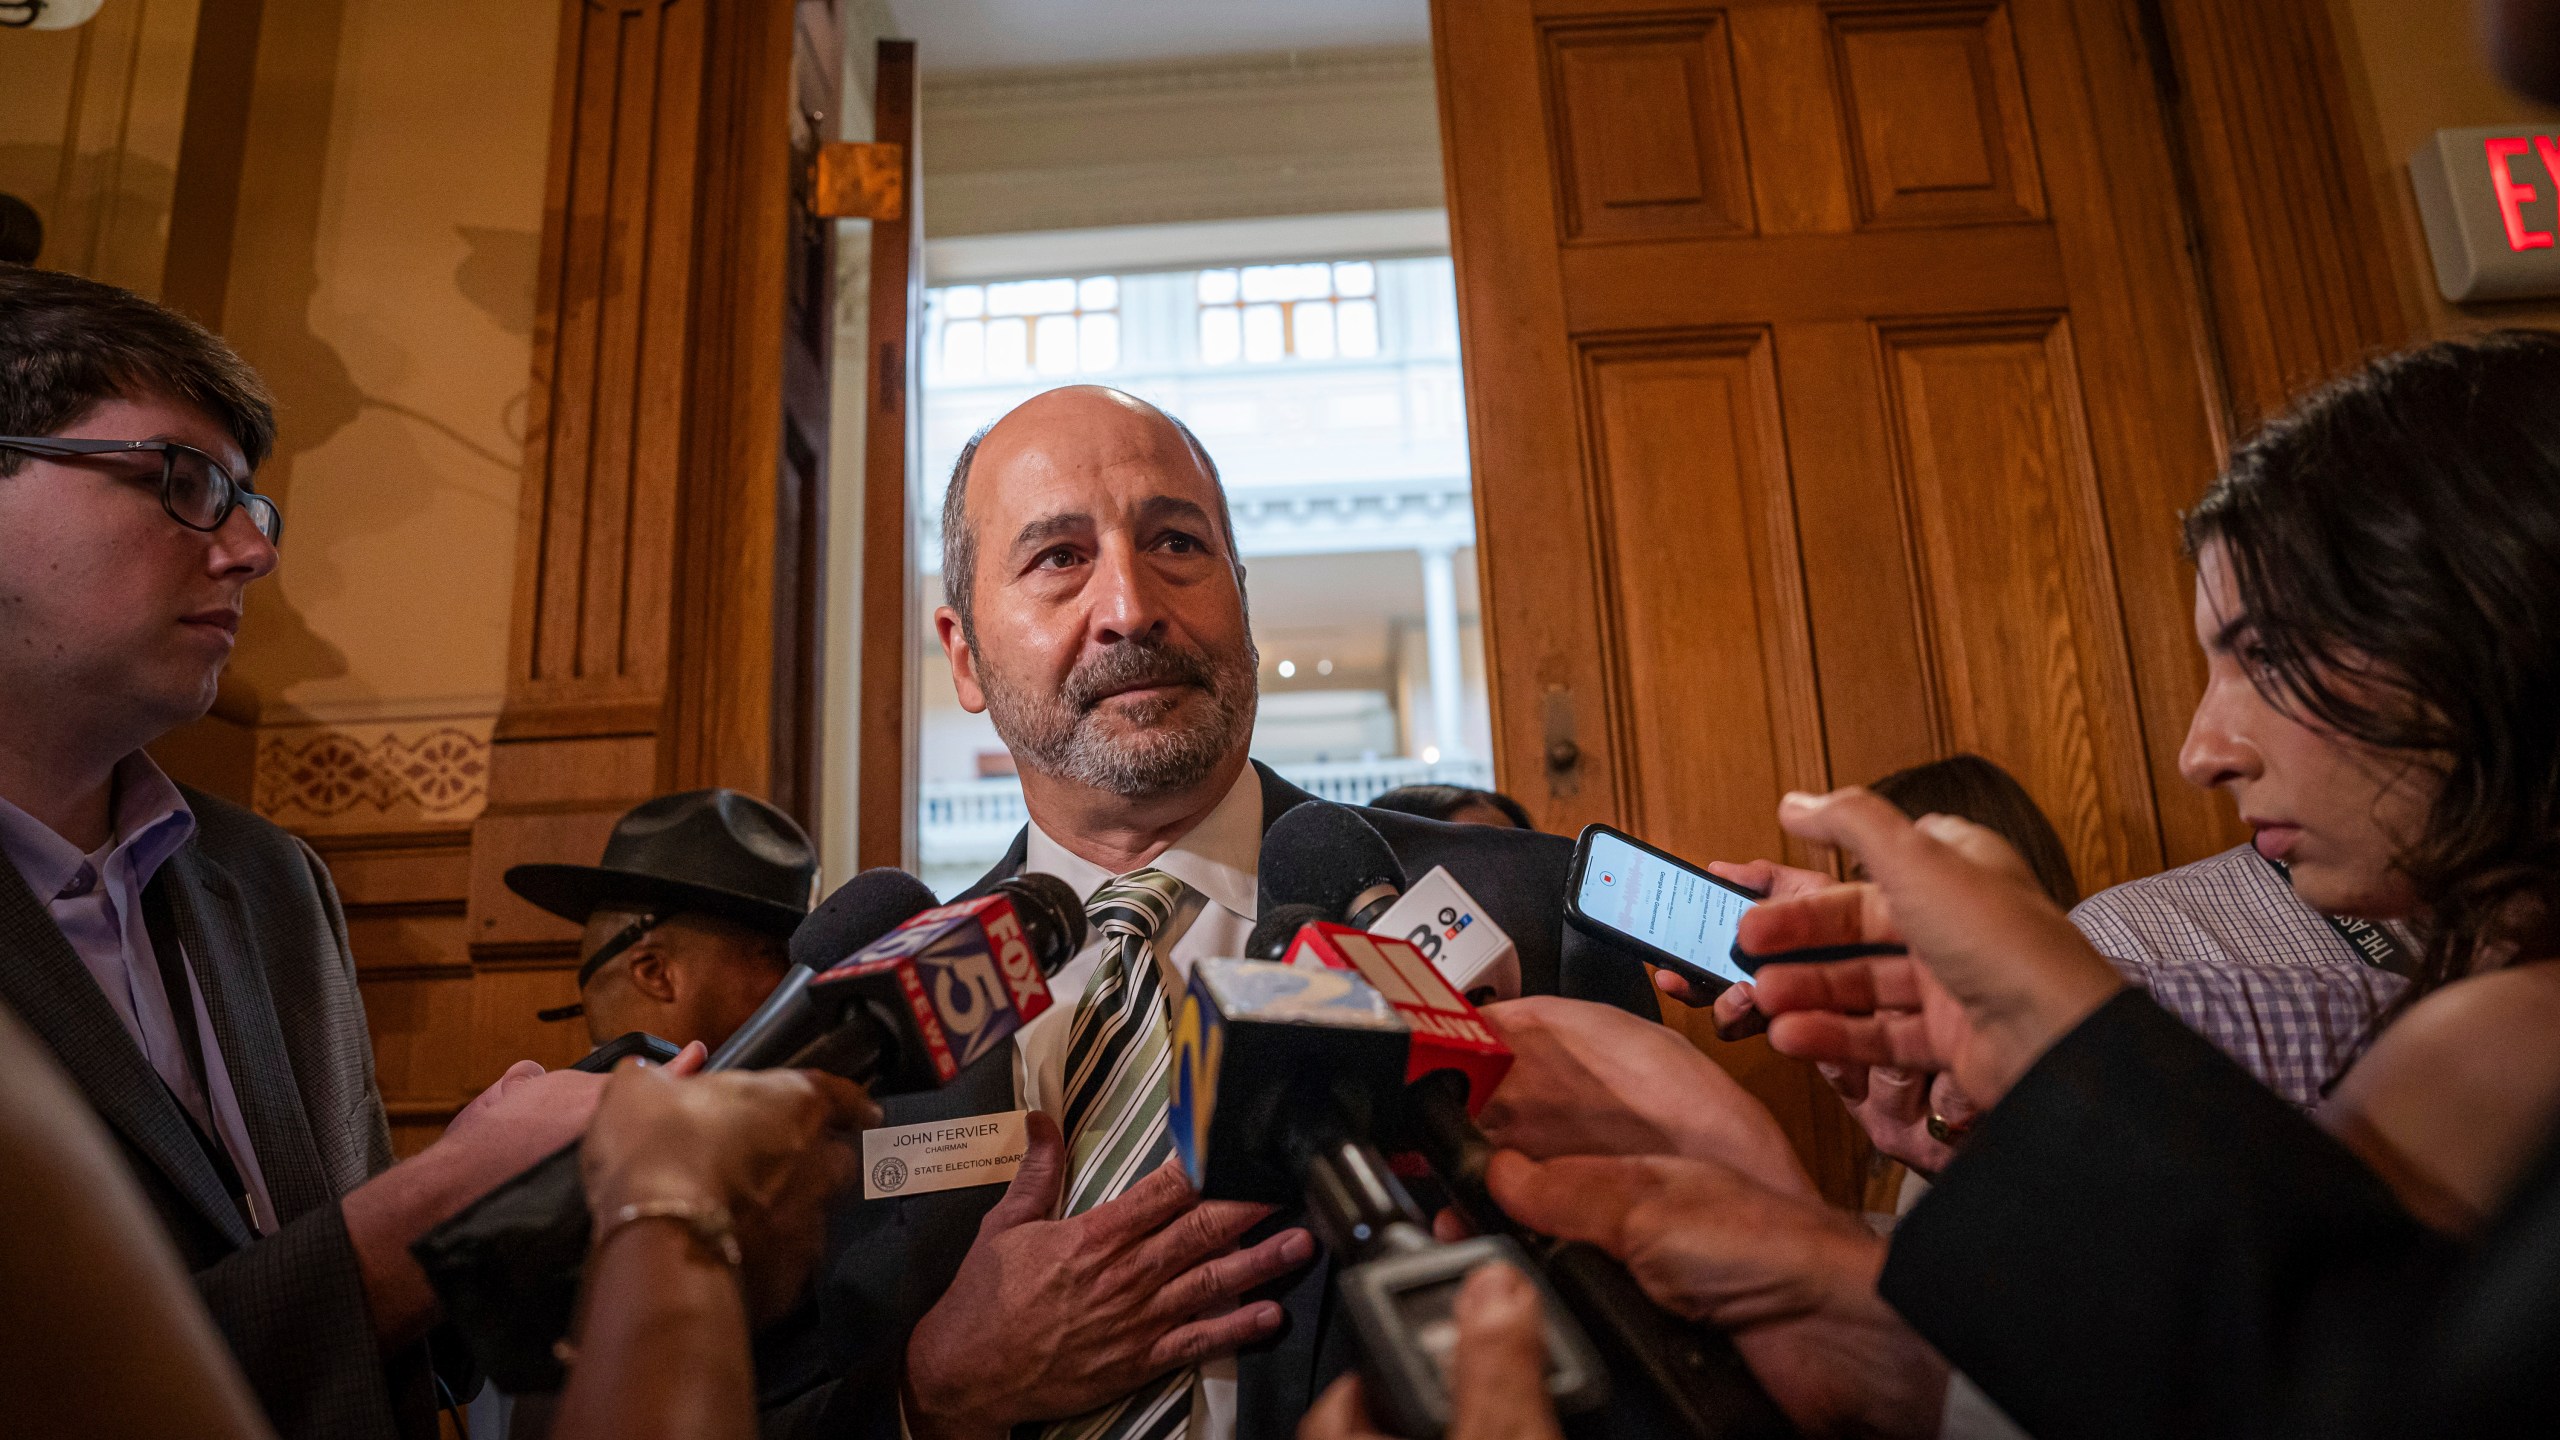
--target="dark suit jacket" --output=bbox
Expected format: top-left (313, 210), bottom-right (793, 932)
top-left (769, 762), bottom-right (1657, 1438)
top-left (0, 785), bottom-right (426, 1440)
top-left (1883, 988), bottom-right (2559, 1440)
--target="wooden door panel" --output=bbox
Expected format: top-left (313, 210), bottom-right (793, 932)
top-left (1773, 320), bottom-right (1941, 795)
top-left (1561, 226), bottom-right (2067, 329)
top-left (1729, 5), bottom-right (1858, 234)
top-left (1440, 0), bottom-right (2235, 1203)
top-left (1831, 3), bottom-right (2046, 228)
top-left (1579, 332), bottom-right (1827, 869)
top-left (1539, 14), bottom-right (1756, 243)
top-left (2001, 0), bottom-right (2244, 869)
top-left (1875, 314), bottom-right (2163, 893)
top-left (1435, 0), bottom-right (1632, 823)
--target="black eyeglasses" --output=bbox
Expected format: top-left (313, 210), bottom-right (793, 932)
top-left (0, 437), bottom-right (283, 546)
top-left (576, 912), bottom-right (664, 989)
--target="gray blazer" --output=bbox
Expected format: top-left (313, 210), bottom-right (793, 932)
top-left (0, 785), bottom-right (424, 1440)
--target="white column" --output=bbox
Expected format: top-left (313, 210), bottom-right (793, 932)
top-left (1418, 544), bottom-right (1467, 762)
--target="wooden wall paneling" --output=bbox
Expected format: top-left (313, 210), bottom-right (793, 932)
top-left (508, 0), bottom-right (702, 734)
top-left (669, 0), bottom-right (788, 804)
top-left (773, 0), bottom-right (844, 829)
top-left (856, 39), bottom-right (922, 873)
top-left (2144, 0), bottom-right (2412, 432)
top-left (1561, 225), bottom-right (2069, 327)
top-left (309, 829), bottom-right (490, 1158)
top-left (1575, 329), bottom-right (1871, 1206)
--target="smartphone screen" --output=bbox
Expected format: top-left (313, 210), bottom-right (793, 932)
top-left (1574, 829), bottom-right (1755, 986)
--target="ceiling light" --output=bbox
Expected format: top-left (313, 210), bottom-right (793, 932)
top-left (1277, 660), bottom-right (1296, 678)
top-left (2, 0), bottom-right (108, 28)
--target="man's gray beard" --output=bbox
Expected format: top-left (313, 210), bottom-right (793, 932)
top-left (979, 634), bottom-right (1260, 799)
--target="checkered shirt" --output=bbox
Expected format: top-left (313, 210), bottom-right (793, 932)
top-left (2070, 845), bottom-right (2410, 1109)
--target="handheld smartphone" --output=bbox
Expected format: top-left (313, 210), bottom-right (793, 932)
top-left (572, 1030), bottom-right (683, 1073)
top-left (1563, 823), bottom-right (1762, 993)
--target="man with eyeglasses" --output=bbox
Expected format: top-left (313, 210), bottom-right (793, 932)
top-left (0, 265), bottom-right (606, 1440)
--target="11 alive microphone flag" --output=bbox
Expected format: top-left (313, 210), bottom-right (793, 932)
top-left (1283, 921), bottom-right (1511, 1111)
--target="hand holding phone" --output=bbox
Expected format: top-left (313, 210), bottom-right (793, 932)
top-left (1564, 825), bottom-right (1765, 995)
top-left (1565, 829), bottom-right (1905, 999)
top-left (572, 1030), bottom-right (684, 1073)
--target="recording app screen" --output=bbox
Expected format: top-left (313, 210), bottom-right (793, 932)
top-left (1577, 831), bottom-right (1754, 984)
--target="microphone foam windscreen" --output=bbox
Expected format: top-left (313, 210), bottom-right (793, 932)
top-left (1246, 902), bottom-right (1333, 961)
top-left (789, 867), bottom-right (941, 971)
top-left (1259, 801), bottom-right (1408, 920)
top-left (995, 872), bottom-right (1089, 974)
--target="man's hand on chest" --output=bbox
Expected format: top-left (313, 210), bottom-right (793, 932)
top-left (900, 1111), bottom-right (1317, 1440)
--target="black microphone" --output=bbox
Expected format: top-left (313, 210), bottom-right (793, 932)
top-left (710, 870), bottom-right (1085, 1082)
top-left (1170, 958), bottom-right (1609, 1437)
top-left (784, 871), bottom-right (1085, 1092)
top-left (1246, 901), bottom-right (1333, 960)
top-left (1260, 800), bottom-right (1408, 928)
top-left (709, 866), bottom-right (941, 1071)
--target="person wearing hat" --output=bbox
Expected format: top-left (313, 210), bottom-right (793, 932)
top-left (507, 789), bottom-right (819, 1054)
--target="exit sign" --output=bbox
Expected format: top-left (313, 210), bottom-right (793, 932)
top-left (2411, 127), bottom-right (2560, 301)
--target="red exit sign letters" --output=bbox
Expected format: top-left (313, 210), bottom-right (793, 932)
top-left (2412, 127), bottom-right (2560, 301)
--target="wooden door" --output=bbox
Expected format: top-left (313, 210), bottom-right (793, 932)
top-left (1434, 0), bottom-right (2247, 1202)
top-left (856, 39), bottom-right (924, 873)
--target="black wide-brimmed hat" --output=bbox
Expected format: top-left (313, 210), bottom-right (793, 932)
top-left (505, 789), bottom-right (817, 940)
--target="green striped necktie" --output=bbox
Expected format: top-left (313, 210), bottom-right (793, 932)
top-left (1046, 866), bottom-right (1194, 1440)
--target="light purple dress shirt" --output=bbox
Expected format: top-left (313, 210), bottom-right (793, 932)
top-left (0, 751), bottom-right (278, 1233)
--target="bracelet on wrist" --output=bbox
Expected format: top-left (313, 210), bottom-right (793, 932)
top-left (593, 1196), bottom-right (744, 1269)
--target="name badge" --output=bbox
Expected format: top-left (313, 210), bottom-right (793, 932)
top-left (862, 1110), bottom-right (1029, 1200)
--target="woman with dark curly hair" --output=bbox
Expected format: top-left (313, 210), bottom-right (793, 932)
top-left (2169, 329), bottom-right (2560, 1234)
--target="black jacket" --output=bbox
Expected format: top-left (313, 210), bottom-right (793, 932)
top-left (766, 762), bottom-right (1657, 1439)
top-left (1885, 988), bottom-right (2559, 1440)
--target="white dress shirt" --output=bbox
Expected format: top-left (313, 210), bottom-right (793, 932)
top-left (0, 752), bottom-right (279, 1233)
top-left (1014, 761), bottom-right (1266, 1440)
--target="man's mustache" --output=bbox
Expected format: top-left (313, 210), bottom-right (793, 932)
top-left (1063, 639), bottom-right (1220, 714)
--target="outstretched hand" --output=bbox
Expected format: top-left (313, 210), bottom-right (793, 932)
top-left (1743, 789), bottom-right (2124, 1109)
top-left (1475, 996), bottom-right (1814, 1196)
top-left (1487, 1149), bottom-right (1947, 1438)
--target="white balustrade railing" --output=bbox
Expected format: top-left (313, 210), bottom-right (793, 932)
top-left (917, 756), bottom-right (1496, 870)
